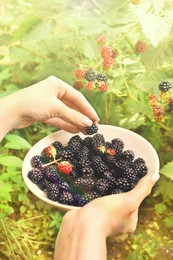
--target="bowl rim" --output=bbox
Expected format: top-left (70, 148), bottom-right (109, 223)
top-left (22, 124), bottom-right (160, 211)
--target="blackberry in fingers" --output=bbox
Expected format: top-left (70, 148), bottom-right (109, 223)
top-left (85, 123), bottom-right (98, 135)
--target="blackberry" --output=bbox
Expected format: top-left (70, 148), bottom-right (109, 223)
top-left (111, 188), bottom-right (124, 194)
top-left (28, 169), bottom-right (44, 184)
top-left (103, 154), bottom-right (117, 168)
top-left (68, 169), bottom-right (78, 179)
top-left (116, 177), bottom-right (134, 192)
top-left (79, 146), bottom-right (90, 160)
top-left (61, 148), bottom-right (75, 161)
top-left (124, 168), bottom-right (139, 184)
top-left (134, 164), bottom-right (148, 178)
top-left (85, 69), bottom-right (96, 82)
top-left (59, 181), bottom-right (73, 192)
top-left (85, 123), bottom-right (98, 135)
top-left (38, 178), bottom-right (50, 191)
top-left (83, 136), bottom-right (93, 149)
top-left (46, 183), bottom-right (60, 201)
top-left (96, 178), bottom-right (110, 195)
top-left (44, 166), bottom-right (61, 183)
top-left (91, 133), bottom-right (105, 151)
top-left (84, 191), bottom-right (101, 200)
top-left (74, 177), bottom-right (96, 192)
top-left (81, 166), bottom-right (95, 178)
top-left (30, 155), bottom-right (43, 169)
top-left (111, 138), bottom-right (124, 153)
top-left (159, 80), bottom-right (172, 92)
top-left (52, 141), bottom-right (63, 154)
top-left (58, 190), bottom-right (76, 206)
top-left (96, 73), bottom-right (108, 82)
top-left (75, 194), bottom-right (90, 207)
top-left (133, 157), bottom-right (145, 165)
top-left (91, 155), bottom-right (109, 176)
top-left (68, 135), bottom-right (83, 154)
top-left (122, 150), bottom-right (135, 162)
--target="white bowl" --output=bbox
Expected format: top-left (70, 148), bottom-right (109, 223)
top-left (22, 125), bottom-right (160, 211)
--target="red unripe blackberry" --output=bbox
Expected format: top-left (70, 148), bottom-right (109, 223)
top-left (153, 105), bottom-right (164, 116)
top-left (102, 57), bottom-right (114, 69)
top-left (43, 145), bottom-right (56, 158)
top-left (98, 82), bottom-right (109, 92)
top-left (75, 68), bottom-right (85, 80)
top-left (159, 80), bottom-right (172, 92)
top-left (97, 35), bottom-right (107, 46)
top-left (148, 94), bottom-right (159, 106)
top-left (168, 97), bottom-right (173, 109)
top-left (100, 45), bottom-right (113, 59)
top-left (85, 81), bottom-right (95, 91)
top-left (154, 114), bottom-right (164, 122)
top-left (58, 161), bottom-right (73, 175)
top-left (74, 80), bottom-right (83, 90)
top-left (135, 40), bottom-right (147, 53)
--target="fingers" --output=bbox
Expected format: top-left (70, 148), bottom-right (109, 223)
top-left (50, 77), bottom-right (99, 123)
top-left (129, 172), bottom-right (160, 209)
top-left (44, 118), bottom-right (80, 134)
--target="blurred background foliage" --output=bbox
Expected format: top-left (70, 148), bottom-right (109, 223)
top-left (0, 0), bottom-right (173, 259)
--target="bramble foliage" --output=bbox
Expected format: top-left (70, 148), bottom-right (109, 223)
top-left (0, 0), bottom-right (173, 258)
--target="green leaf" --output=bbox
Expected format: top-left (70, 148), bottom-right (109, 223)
top-left (12, 15), bottom-right (42, 42)
top-left (154, 202), bottom-right (167, 214)
top-left (140, 13), bottom-right (171, 47)
top-left (154, 176), bottom-right (173, 200)
top-left (0, 156), bottom-right (22, 168)
top-left (160, 161), bottom-right (173, 180)
top-left (164, 215), bottom-right (173, 228)
top-left (83, 39), bottom-right (100, 59)
top-left (4, 134), bottom-right (31, 150)
top-left (0, 181), bottom-right (13, 202)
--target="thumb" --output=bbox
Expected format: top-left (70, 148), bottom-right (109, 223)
top-left (129, 172), bottom-right (160, 208)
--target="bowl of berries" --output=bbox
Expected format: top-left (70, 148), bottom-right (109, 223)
top-left (22, 124), bottom-right (160, 211)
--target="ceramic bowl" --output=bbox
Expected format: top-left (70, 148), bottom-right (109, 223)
top-left (22, 124), bottom-right (160, 211)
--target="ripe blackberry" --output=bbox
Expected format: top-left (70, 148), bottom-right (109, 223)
top-left (122, 150), bottom-right (135, 162)
top-left (91, 155), bottom-right (109, 175)
top-left (116, 177), bottom-right (134, 192)
top-left (44, 166), bottom-right (61, 183)
top-left (134, 164), bottom-right (148, 178)
top-left (68, 169), bottom-right (78, 179)
top-left (74, 177), bottom-right (96, 192)
top-left (91, 133), bottom-right (106, 154)
top-left (135, 40), bottom-right (147, 53)
top-left (111, 138), bottom-right (124, 153)
top-left (38, 178), bottom-right (50, 191)
top-left (75, 194), bottom-right (90, 206)
top-left (96, 73), bottom-right (108, 82)
top-left (96, 178), bottom-right (110, 196)
top-left (85, 69), bottom-right (96, 82)
top-left (28, 169), bottom-right (44, 184)
top-left (85, 122), bottom-right (98, 135)
top-left (81, 167), bottom-right (95, 178)
top-left (79, 146), bottom-right (90, 159)
top-left (61, 148), bottom-right (75, 161)
top-left (83, 136), bottom-right (93, 149)
top-left (85, 81), bottom-right (95, 91)
top-left (133, 157), bottom-right (145, 166)
top-left (159, 80), bottom-right (172, 92)
top-left (59, 181), bottom-right (73, 193)
top-left (84, 191), bottom-right (101, 200)
top-left (111, 188), bottom-right (124, 194)
top-left (46, 183), bottom-right (60, 201)
top-left (124, 168), bottom-right (139, 184)
top-left (30, 155), bottom-right (43, 169)
top-left (103, 154), bottom-right (117, 168)
top-left (98, 82), bottom-right (109, 93)
top-left (52, 141), bottom-right (63, 154)
top-left (58, 190), bottom-right (76, 206)
top-left (68, 135), bottom-right (83, 154)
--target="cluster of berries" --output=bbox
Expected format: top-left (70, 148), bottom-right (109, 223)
top-left (148, 80), bottom-right (173, 122)
top-left (28, 128), bottom-right (148, 207)
top-left (97, 35), bottom-right (119, 70)
top-left (74, 67), bottom-right (109, 92)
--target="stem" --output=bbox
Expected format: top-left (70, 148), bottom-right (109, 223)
top-left (91, 0), bottom-right (105, 13)
top-left (18, 44), bottom-right (49, 60)
top-left (1, 220), bottom-right (16, 258)
top-left (43, 157), bottom-right (62, 167)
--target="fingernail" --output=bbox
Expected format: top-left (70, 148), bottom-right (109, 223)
top-left (151, 173), bottom-right (160, 184)
top-left (82, 117), bottom-right (93, 127)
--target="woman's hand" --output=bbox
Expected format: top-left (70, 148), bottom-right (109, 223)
top-left (54, 172), bottom-right (159, 260)
top-left (0, 76), bottom-right (99, 141)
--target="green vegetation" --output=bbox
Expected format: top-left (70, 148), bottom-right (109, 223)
top-left (0, 0), bottom-right (173, 259)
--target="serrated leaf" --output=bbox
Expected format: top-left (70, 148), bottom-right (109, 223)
top-left (160, 161), bottom-right (173, 180)
top-left (140, 13), bottom-right (171, 47)
top-left (0, 181), bottom-right (13, 202)
top-left (5, 134), bottom-right (31, 150)
top-left (0, 156), bottom-right (22, 167)
top-left (164, 216), bottom-right (173, 228)
top-left (154, 177), bottom-right (173, 200)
